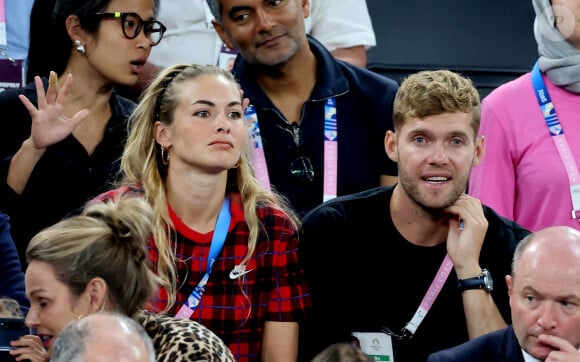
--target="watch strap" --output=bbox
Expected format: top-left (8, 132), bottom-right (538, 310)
top-left (457, 269), bottom-right (493, 293)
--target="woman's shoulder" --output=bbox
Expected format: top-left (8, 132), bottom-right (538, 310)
top-left (93, 185), bottom-right (146, 203)
top-left (135, 311), bottom-right (235, 362)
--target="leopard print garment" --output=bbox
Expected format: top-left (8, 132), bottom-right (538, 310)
top-left (136, 311), bottom-right (235, 362)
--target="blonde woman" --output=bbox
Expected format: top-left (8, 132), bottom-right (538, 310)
top-left (95, 63), bottom-right (311, 362)
top-left (10, 196), bottom-right (234, 362)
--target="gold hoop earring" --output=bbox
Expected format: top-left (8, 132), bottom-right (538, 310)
top-left (161, 145), bottom-right (169, 165)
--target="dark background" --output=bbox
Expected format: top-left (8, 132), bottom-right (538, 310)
top-left (365, 0), bottom-right (538, 98)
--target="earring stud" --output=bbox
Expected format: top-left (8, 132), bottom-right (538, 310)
top-left (75, 39), bottom-right (86, 54)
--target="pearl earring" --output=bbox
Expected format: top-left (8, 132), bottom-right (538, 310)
top-left (75, 39), bottom-right (86, 54)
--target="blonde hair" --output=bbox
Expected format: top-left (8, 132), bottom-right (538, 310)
top-left (393, 70), bottom-right (481, 137)
top-left (119, 63), bottom-right (300, 310)
top-left (311, 343), bottom-right (374, 362)
top-left (25, 197), bottom-right (159, 317)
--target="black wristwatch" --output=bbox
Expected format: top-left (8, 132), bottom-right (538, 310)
top-left (457, 268), bottom-right (494, 293)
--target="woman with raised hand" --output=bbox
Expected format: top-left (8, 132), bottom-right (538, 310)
top-left (0, 0), bottom-right (166, 267)
top-left (95, 63), bottom-right (311, 362)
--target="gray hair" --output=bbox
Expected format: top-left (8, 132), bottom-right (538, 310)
top-left (206, 0), bottom-right (222, 24)
top-left (51, 312), bottom-right (155, 362)
top-left (510, 233), bottom-right (536, 276)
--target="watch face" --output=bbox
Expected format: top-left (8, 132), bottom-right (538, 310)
top-left (483, 269), bottom-right (494, 292)
top-left (458, 269), bottom-right (494, 293)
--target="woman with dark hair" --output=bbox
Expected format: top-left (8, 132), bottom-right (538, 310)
top-left (26, 0), bottom-right (56, 84)
top-left (0, 0), bottom-right (166, 267)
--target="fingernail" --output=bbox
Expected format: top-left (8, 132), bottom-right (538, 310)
top-left (48, 72), bottom-right (58, 88)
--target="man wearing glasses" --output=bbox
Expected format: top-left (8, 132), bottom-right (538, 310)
top-left (207, 0), bottom-right (399, 217)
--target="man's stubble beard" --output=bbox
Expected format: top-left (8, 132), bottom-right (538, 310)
top-left (397, 162), bottom-right (470, 217)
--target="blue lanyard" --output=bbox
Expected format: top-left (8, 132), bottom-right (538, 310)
top-left (531, 61), bottom-right (580, 220)
top-left (531, 61), bottom-right (563, 136)
top-left (184, 196), bottom-right (231, 310)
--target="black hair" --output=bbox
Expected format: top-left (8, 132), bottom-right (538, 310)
top-left (26, 0), bottom-right (160, 82)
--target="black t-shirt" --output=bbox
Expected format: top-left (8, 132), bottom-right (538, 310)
top-left (298, 186), bottom-right (530, 362)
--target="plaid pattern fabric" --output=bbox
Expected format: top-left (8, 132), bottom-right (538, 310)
top-left (97, 187), bottom-right (311, 361)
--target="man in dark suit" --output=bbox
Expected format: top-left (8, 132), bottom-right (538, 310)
top-left (428, 226), bottom-right (580, 361)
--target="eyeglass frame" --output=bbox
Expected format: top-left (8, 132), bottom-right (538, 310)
top-left (87, 12), bottom-right (167, 46)
top-left (277, 123), bottom-right (315, 183)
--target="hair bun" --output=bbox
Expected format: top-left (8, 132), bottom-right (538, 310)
top-left (83, 197), bottom-right (153, 265)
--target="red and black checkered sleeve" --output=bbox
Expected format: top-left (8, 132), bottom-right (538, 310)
top-left (264, 208), bottom-right (312, 322)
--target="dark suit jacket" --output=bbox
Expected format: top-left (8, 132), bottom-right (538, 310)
top-left (427, 326), bottom-right (525, 362)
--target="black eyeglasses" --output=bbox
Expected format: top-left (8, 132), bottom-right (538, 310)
top-left (90, 12), bottom-right (167, 46)
top-left (278, 123), bottom-right (315, 183)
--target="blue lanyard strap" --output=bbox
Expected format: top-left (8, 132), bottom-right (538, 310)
top-left (324, 98), bottom-right (337, 141)
top-left (184, 196), bottom-right (231, 310)
top-left (531, 61), bottom-right (563, 136)
top-left (530, 61), bottom-right (580, 220)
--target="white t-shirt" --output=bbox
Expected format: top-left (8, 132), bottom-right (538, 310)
top-left (148, 0), bottom-right (376, 68)
top-left (4, 0), bottom-right (35, 60)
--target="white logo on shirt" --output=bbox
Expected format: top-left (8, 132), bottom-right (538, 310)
top-left (229, 264), bottom-right (253, 279)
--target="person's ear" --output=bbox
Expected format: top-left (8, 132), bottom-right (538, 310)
top-left (385, 130), bottom-right (398, 162)
top-left (213, 20), bottom-right (234, 50)
top-left (471, 135), bottom-right (485, 167)
top-left (65, 15), bottom-right (86, 46)
top-left (86, 277), bottom-right (108, 312)
top-left (302, 0), bottom-right (310, 19)
top-left (505, 275), bottom-right (513, 297)
top-left (154, 121), bottom-right (172, 148)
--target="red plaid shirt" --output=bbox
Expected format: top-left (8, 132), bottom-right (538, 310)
top-left (96, 187), bottom-right (311, 361)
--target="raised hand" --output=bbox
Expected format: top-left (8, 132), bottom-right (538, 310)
top-left (540, 334), bottom-right (580, 361)
top-left (18, 71), bottom-right (89, 150)
top-left (444, 194), bottom-right (489, 278)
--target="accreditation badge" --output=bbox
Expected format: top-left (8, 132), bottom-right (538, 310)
top-left (217, 44), bottom-right (238, 71)
top-left (351, 332), bottom-right (394, 361)
top-left (0, 59), bottom-right (24, 92)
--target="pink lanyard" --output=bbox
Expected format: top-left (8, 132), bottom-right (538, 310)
top-left (383, 254), bottom-right (454, 339)
top-left (0, 0), bottom-right (7, 48)
top-left (245, 98), bottom-right (338, 202)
